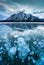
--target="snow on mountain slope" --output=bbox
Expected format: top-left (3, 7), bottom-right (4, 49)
top-left (7, 11), bottom-right (31, 21)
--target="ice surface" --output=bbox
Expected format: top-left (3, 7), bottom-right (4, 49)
top-left (0, 25), bottom-right (44, 65)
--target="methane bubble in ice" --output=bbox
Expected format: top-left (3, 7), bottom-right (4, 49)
top-left (8, 47), bottom-right (17, 60)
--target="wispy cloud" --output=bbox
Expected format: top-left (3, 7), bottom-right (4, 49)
top-left (0, 2), bottom-right (34, 20)
top-left (0, 1), bottom-right (44, 20)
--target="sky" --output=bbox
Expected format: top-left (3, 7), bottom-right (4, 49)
top-left (0, 0), bottom-right (44, 20)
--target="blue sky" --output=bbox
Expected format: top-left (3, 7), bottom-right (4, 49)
top-left (0, 0), bottom-right (44, 20)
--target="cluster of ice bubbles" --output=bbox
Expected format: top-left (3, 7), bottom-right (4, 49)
top-left (0, 25), bottom-right (44, 65)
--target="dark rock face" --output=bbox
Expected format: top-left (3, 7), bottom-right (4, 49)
top-left (0, 25), bottom-right (44, 65)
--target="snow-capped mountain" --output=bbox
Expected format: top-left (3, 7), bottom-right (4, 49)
top-left (1, 10), bottom-right (44, 22)
top-left (7, 11), bottom-right (41, 22)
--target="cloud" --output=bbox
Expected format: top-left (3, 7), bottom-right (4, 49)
top-left (0, 0), bottom-right (44, 9)
top-left (0, 0), bottom-right (44, 20)
top-left (32, 10), bottom-right (44, 19)
top-left (0, 2), bottom-right (34, 20)
top-left (0, 2), bottom-right (15, 13)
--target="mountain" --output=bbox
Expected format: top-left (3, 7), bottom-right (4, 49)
top-left (7, 11), bottom-right (40, 22)
top-left (1, 11), bottom-right (44, 22)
